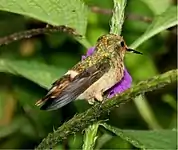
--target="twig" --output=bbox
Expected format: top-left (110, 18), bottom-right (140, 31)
top-left (126, 13), bottom-right (152, 23)
top-left (90, 6), bottom-right (177, 35)
top-left (90, 6), bottom-right (152, 23)
top-left (0, 25), bottom-right (82, 46)
top-left (36, 69), bottom-right (177, 149)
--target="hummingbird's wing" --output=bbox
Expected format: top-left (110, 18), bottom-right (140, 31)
top-left (35, 60), bottom-right (110, 110)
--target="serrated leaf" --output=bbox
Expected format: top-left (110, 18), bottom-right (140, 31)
top-left (82, 123), bottom-right (99, 150)
top-left (101, 123), bottom-right (177, 149)
top-left (0, 0), bottom-right (88, 35)
top-left (0, 59), bottom-right (66, 89)
top-left (130, 6), bottom-right (178, 49)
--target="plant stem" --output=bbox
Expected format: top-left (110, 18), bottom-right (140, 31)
top-left (110, 0), bottom-right (127, 35)
top-left (36, 69), bottom-right (177, 149)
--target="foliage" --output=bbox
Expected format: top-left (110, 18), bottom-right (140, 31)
top-left (0, 0), bottom-right (88, 35)
top-left (36, 69), bottom-right (177, 149)
top-left (101, 123), bottom-right (177, 149)
top-left (0, 0), bottom-right (177, 149)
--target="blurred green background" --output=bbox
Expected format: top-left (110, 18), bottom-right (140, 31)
top-left (0, 0), bottom-right (177, 149)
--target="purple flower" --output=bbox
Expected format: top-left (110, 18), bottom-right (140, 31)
top-left (82, 47), bottom-right (132, 98)
top-left (107, 68), bottom-right (132, 98)
top-left (81, 47), bottom-right (95, 60)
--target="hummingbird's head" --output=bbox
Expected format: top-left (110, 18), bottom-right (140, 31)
top-left (96, 34), bottom-right (142, 58)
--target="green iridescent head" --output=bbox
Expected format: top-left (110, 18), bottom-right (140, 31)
top-left (96, 34), bottom-right (142, 56)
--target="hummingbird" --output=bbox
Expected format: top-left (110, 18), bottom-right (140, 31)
top-left (35, 33), bottom-right (142, 111)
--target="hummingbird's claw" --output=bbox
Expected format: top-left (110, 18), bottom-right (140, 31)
top-left (94, 92), bottom-right (103, 102)
top-left (88, 98), bottom-right (95, 105)
top-left (88, 92), bottom-right (104, 105)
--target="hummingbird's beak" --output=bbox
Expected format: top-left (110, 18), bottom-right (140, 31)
top-left (126, 48), bottom-right (143, 55)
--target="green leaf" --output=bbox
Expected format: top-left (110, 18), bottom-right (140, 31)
top-left (162, 94), bottom-right (177, 111)
top-left (76, 37), bottom-right (92, 49)
top-left (101, 123), bottom-right (177, 149)
top-left (82, 123), bottom-right (99, 150)
top-left (134, 95), bottom-right (162, 129)
top-left (0, 0), bottom-right (88, 35)
top-left (140, 0), bottom-right (171, 15)
top-left (95, 133), bottom-right (113, 149)
top-left (130, 6), bottom-right (178, 49)
top-left (0, 59), bottom-right (66, 89)
top-left (0, 90), bottom-right (6, 120)
top-left (0, 116), bottom-right (34, 139)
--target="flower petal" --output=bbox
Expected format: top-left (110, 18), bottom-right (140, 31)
top-left (81, 47), bottom-right (95, 61)
top-left (107, 68), bottom-right (132, 98)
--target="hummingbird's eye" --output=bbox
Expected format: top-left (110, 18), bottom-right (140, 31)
top-left (120, 41), bottom-right (125, 47)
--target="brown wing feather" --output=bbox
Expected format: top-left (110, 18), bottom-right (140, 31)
top-left (36, 60), bottom-right (110, 111)
top-left (35, 74), bottom-right (72, 106)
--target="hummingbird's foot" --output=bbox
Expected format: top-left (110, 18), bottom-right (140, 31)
top-left (88, 98), bottom-right (95, 105)
top-left (88, 93), bottom-right (103, 105)
top-left (87, 92), bottom-right (103, 105)
top-left (94, 93), bottom-right (103, 102)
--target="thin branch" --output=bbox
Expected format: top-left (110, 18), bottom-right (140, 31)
top-left (0, 25), bottom-right (82, 46)
top-left (90, 6), bottom-right (177, 35)
top-left (127, 13), bottom-right (152, 23)
top-left (90, 6), bottom-right (152, 23)
top-left (36, 69), bottom-right (177, 149)
top-left (90, 6), bottom-right (112, 15)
